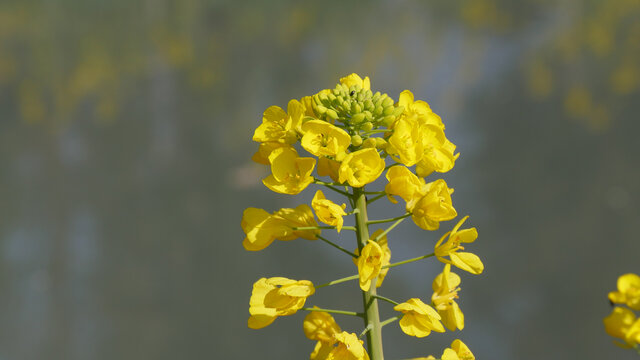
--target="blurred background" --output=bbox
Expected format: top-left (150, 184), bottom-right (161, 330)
top-left (1, 0), bottom-right (639, 359)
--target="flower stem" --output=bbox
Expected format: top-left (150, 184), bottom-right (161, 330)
top-left (316, 274), bottom-right (359, 289)
top-left (372, 215), bottom-right (409, 242)
top-left (301, 307), bottom-right (363, 317)
top-left (367, 193), bottom-right (387, 204)
top-left (293, 226), bottom-right (355, 231)
top-left (316, 235), bottom-right (358, 258)
top-left (371, 294), bottom-right (400, 306)
top-left (367, 212), bottom-right (411, 225)
top-left (382, 252), bottom-right (435, 269)
top-left (353, 187), bottom-right (384, 360)
top-left (379, 316), bottom-right (400, 328)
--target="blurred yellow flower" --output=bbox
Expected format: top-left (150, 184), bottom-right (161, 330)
top-left (303, 308), bottom-right (341, 343)
top-left (248, 277), bottom-right (315, 329)
top-left (338, 148), bottom-right (385, 188)
top-left (340, 73), bottom-right (371, 91)
top-left (609, 273), bottom-right (640, 310)
top-left (262, 147), bottom-right (315, 194)
top-left (253, 99), bottom-right (304, 144)
top-left (241, 204), bottom-right (319, 251)
top-left (413, 339), bottom-right (474, 360)
top-left (393, 298), bottom-right (445, 338)
top-left (411, 179), bottom-right (457, 231)
top-left (312, 190), bottom-right (347, 232)
top-left (301, 120), bottom-right (351, 157)
top-left (603, 306), bottom-right (640, 348)
top-left (434, 216), bottom-right (484, 275)
top-left (432, 264), bottom-right (464, 331)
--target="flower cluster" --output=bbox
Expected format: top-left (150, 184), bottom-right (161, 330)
top-left (604, 273), bottom-right (640, 350)
top-left (242, 74), bottom-right (484, 359)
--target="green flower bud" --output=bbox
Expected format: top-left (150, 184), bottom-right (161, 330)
top-left (351, 113), bottom-right (366, 124)
top-left (325, 109), bottom-right (338, 120)
top-left (351, 134), bottom-right (363, 146)
top-left (383, 105), bottom-right (395, 116)
top-left (361, 122), bottom-right (374, 131)
top-left (382, 97), bottom-right (394, 107)
top-left (315, 104), bottom-right (328, 115)
top-left (382, 115), bottom-right (396, 127)
top-left (373, 106), bottom-right (384, 117)
top-left (364, 100), bottom-right (374, 111)
top-left (362, 138), bottom-right (377, 148)
top-left (375, 137), bottom-right (388, 149)
top-left (392, 106), bottom-right (405, 117)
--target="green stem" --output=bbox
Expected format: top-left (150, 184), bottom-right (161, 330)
top-left (367, 212), bottom-right (411, 225)
top-left (316, 274), bottom-right (359, 289)
top-left (367, 193), bottom-right (387, 204)
top-left (313, 179), bottom-right (344, 186)
top-left (293, 226), bottom-right (355, 231)
top-left (372, 215), bottom-right (409, 242)
top-left (301, 307), bottom-right (363, 317)
top-left (371, 294), bottom-right (400, 306)
top-left (380, 316), bottom-right (400, 328)
top-left (316, 235), bottom-right (358, 258)
top-left (353, 187), bottom-right (384, 359)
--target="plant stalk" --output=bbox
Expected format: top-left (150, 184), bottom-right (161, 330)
top-left (353, 187), bottom-right (384, 359)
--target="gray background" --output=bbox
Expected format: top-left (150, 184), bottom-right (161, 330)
top-left (1, 0), bottom-right (639, 359)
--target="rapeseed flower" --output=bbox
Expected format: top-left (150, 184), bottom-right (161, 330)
top-left (311, 190), bottom-right (347, 232)
top-left (604, 306), bottom-right (640, 347)
top-left (301, 120), bottom-right (351, 158)
top-left (385, 165), bottom-right (427, 208)
top-left (338, 148), bottom-right (385, 187)
top-left (434, 216), bottom-right (484, 275)
top-left (248, 277), bottom-right (315, 329)
top-left (340, 73), bottom-right (371, 91)
top-left (303, 308), bottom-right (341, 342)
top-left (253, 99), bottom-right (304, 144)
top-left (241, 205), bottom-right (319, 251)
top-left (356, 240), bottom-right (384, 291)
top-left (609, 273), bottom-right (640, 310)
top-left (317, 156), bottom-right (341, 183)
top-left (393, 298), bottom-right (445, 338)
top-left (411, 179), bottom-right (457, 230)
top-left (262, 147), bottom-right (315, 194)
top-left (432, 264), bottom-right (464, 331)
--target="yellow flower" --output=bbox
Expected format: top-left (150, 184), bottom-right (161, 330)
top-left (353, 229), bottom-right (391, 289)
top-left (248, 277), bottom-right (315, 329)
top-left (300, 95), bottom-right (317, 118)
top-left (326, 332), bottom-right (370, 360)
top-left (303, 308), bottom-right (341, 342)
top-left (311, 190), bottom-right (347, 232)
top-left (338, 148), bottom-right (385, 188)
top-left (301, 120), bottom-right (351, 157)
top-left (355, 240), bottom-right (384, 291)
top-left (385, 165), bottom-right (427, 208)
top-left (609, 273), bottom-right (640, 310)
top-left (411, 179), bottom-right (457, 230)
top-left (262, 146), bottom-right (316, 195)
top-left (393, 298), bottom-right (445, 338)
top-left (340, 73), bottom-right (371, 91)
top-left (386, 115), bottom-right (425, 166)
top-left (432, 264), bottom-right (464, 331)
top-left (317, 156), bottom-right (341, 183)
top-left (241, 205), bottom-right (319, 251)
top-left (253, 99), bottom-right (304, 144)
top-left (251, 141), bottom-right (287, 165)
top-left (397, 90), bottom-right (444, 129)
top-left (435, 216), bottom-right (484, 275)
top-left (603, 307), bottom-right (640, 347)
top-left (414, 339), bottom-right (475, 360)
top-left (415, 126), bottom-right (459, 177)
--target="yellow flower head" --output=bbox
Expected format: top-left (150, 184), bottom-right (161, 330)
top-left (327, 332), bottom-right (370, 360)
top-left (241, 205), bottom-right (319, 251)
top-left (301, 120), bottom-right (351, 157)
top-left (300, 95), bottom-right (317, 118)
top-left (393, 298), bottom-right (445, 338)
top-left (435, 216), bottom-right (484, 275)
top-left (604, 306), bottom-right (640, 348)
top-left (416, 128), bottom-right (459, 177)
top-left (609, 273), bottom-right (640, 310)
top-left (262, 146), bottom-right (316, 195)
top-left (385, 165), bottom-right (427, 208)
top-left (340, 73), bottom-right (371, 91)
top-left (317, 156), bottom-right (341, 183)
top-left (248, 277), bottom-right (315, 329)
top-left (432, 264), bottom-right (464, 331)
top-left (451, 339), bottom-right (475, 360)
top-left (303, 308), bottom-right (341, 343)
top-left (312, 190), bottom-right (348, 232)
top-left (353, 229), bottom-right (391, 289)
top-left (397, 90), bottom-right (443, 129)
top-left (338, 148), bottom-right (386, 188)
top-left (386, 115), bottom-right (425, 166)
top-left (253, 99), bottom-right (304, 144)
top-left (356, 240), bottom-right (384, 291)
top-left (411, 179), bottom-right (457, 230)
top-left (251, 141), bottom-right (288, 165)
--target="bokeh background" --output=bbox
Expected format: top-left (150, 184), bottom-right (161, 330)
top-left (1, 0), bottom-right (639, 359)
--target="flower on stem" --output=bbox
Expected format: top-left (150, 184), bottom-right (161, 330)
top-left (412, 339), bottom-right (475, 360)
top-left (301, 120), bottom-right (351, 157)
top-left (311, 331), bottom-right (370, 360)
top-left (353, 229), bottom-right (391, 289)
top-left (415, 129), bottom-right (459, 178)
top-left (312, 190), bottom-right (348, 232)
top-left (356, 240), bottom-right (384, 291)
top-left (432, 264), bottom-right (464, 331)
top-left (253, 99), bottom-right (304, 144)
top-left (317, 156), bottom-right (341, 183)
top-left (303, 308), bottom-right (342, 342)
top-left (434, 216), bottom-right (484, 275)
top-left (248, 277), bottom-right (315, 329)
top-left (393, 298), bottom-right (445, 338)
top-left (338, 148), bottom-right (385, 187)
top-left (604, 307), bottom-right (640, 348)
top-left (609, 273), bottom-right (640, 310)
top-left (340, 73), bottom-right (371, 91)
top-left (411, 179), bottom-right (457, 231)
top-left (251, 141), bottom-right (288, 165)
top-left (386, 115), bottom-right (425, 166)
top-left (262, 147), bottom-right (316, 195)
top-left (385, 165), bottom-right (427, 208)
top-left (241, 205), bottom-right (319, 251)
top-left (397, 90), bottom-right (444, 129)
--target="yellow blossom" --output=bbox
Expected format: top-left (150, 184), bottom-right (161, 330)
top-left (251, 141), bottom-right (287, 165)
top-left (393, 298), bottom-right (445, 338)
top-left (398, 90), bottom-right (444, 129)
top-left (385, 165), bottom-right (427, 208)
top-left (340, 73), bottom-right (371, 91)
top-left (411, 179), bottom-right (457, 230)
top-left (262, 146), bottom-right (315, 195)
top-left (414, 339), bottom-right (475, 360)
top-left (311, 190), bottom-right (347, 232)
top-left (432, 264), bottom-right (464, 331)
top-left (301, 95), bottom-right (317, 118)
top-left (253, 99), bottom-right (304, 144)
top-left (435, 216), bottom-right (484, 275)
top-left (241, 205), bottom-right (319, 251)
top-left (415, 126), bottom-right (459, 177)
top-left (303, 308), bottom-right (341, 342)
top-left (326, 332), bottom-right (370, 360)
top-left (604, 307), bottom-right (640, 347)
top-left (317, 156), bottom-right (341, 183)
top-left (301, 120), bottom-right (351, 157)
top-left (338, 148), bottom-right (385, 188)
top-left (248, 277), bottom-right (315, 329)
top-left (386, 115), bottom-right (425, 166)
top-left (353, 229), bottom-right (391, 288)
top-left (609, 273), bottom-right (640, 310)
top-left (356, 240), bottom-right (384, 291)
